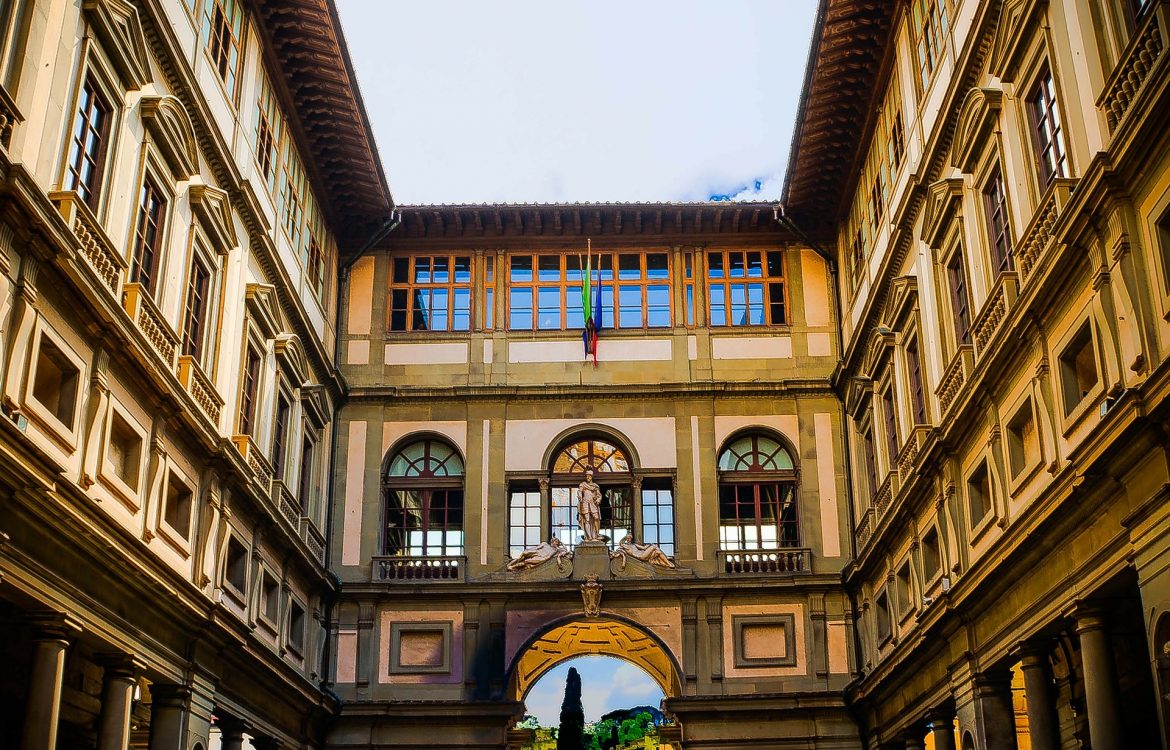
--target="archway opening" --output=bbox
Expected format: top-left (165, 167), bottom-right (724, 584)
top-left (517, 655), bottom-right (666, 747)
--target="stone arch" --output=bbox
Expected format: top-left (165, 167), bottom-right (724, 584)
top-left (540, 423), bottom-right (642, 473)
top-left (381, 431), bottom-right (468, 477)
top-left (715, 426), bottom-right (799, 473)
top-left (1154, 610), bottom-right (1170, 741)
top-left (506, 614), bottom-right (682, 703)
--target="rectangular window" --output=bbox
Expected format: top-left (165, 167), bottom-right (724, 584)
top-left (911, 0), bottom-right (950, 92)
top-left (307, 237), bottom-right (325, 299)
top-left (906, 337), bottom-right (928, 424)
top-left (1029, 66), bottom-right (1068, 187)
top-left (875, 590), bottom-right (892, 643)
top-left (384, 489), bottom-right (465, 556)
top-left (707, 249), bottom-right (784, 327)
top-left (683, 251), bottom-right (695, 326)
top-left (32, 336), bottom-right (80, 429)
top-left (204, 0), bottom-right (244, 99)
top-left (946, 251), bottom-right (971, 345)
top-left (225, 535), bottom-right (248, 593)
top-left (278, 145), bottom-right (307, 254)
top-left (66, 77), bottom-right (111, 209)
top-left (254, 69), bottom-right (283, 190)
top-left (922, 526), bottom-right (941, 582)
top-left (181, 255), bottom-right (212, 362)
top-left (106, 410), bottom-right (142, 491)
top-left (1059, 322), bottom-right (1099, 415)
top-left (261, 570), bottom-right (279, 623)
top-left (298, 435), bottom-right (315, 510)
top-left (967, 461), bottom-right (992, 527)
top-left (389, 254), bottom-right (473, 332)
top-left (640, 480), bottom-right (675, 556)
top-left (881, 384), bottom-right (899, 467)
top-left (288, 600), bottom-right (306, 654)
top-left (508, 487), bottom-right (542, 558)
top-left (238, 342), bottom-right (262, 435)
top-left (271, 392), bottom-right (291, 479)
top-left (984, 166), bottom-right (1013, 273)
top-left (130, 178), bottom-right (167, 295)
top-left (506, 251), bottom-right (671, 331)
top-left (896, 562), bottom-right (913, 618)
top-left (164, 470), bottom-right (194, 540)
top-left (1006, 398), bottom-right (1039, 478)
top-left (861, 423), bottom-right (878, 500)
top-left (483, 254), bottom-right (496, 330)
top-left (718, 483), bottom-right (798, 551)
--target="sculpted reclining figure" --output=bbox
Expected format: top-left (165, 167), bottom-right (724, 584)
top-left (506, 537), bottom-right (572, 571)
top-left (613, 533), bottom-right (676, 569)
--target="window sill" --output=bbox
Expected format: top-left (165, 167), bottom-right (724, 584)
top-left (1060, 384), bottom-right (1105, 438)
top-left (97, 460), bottom-right (142, 512)
top-left (21, 396), bottom-right (80, 455)
top-left (155, 519), bottom-right (192, 558)
top-left (969, 510), bottom-right (997, 545)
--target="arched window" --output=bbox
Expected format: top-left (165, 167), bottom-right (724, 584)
top-left (549, 437), bottom-right (632, 551)
top-left (717, 433), bottom-right (798, 550)
top-left (383, 438), bottom-right (464, 557)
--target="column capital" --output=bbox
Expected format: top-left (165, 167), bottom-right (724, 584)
top-left (94, 653), bottom-right (146, 680)
top-left (925, 707), bottom-right (955, 726)
top-left (972, 668), bottom-right (1014, 697)
top-left (216, 716), bottom-right (248, 740)
top-left (250, 737), bottom-right (281, 750)
top-left (1072, 603), bottom-right (1109, 634)
top-left (149, 683), bottom-right (192, 709)
top-left (1013, 637), bottom-right (1055, 663)
top-left (26, 610), bottom-right (83, 642)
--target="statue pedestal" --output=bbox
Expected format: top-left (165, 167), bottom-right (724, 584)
top-left (572, 540), bottom-right (611, 580)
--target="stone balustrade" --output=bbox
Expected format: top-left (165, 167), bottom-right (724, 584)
top-left (50, 191), bottom-right (127, 295)
top-left (122, 283), bottom-right (179, 368)
top-left (717, 548), bottom-right (811, 575)
top-left (936, 344), bottom-right (974, 419)
top-left (373, 556), bottom-right (465, 582)
top-left (176, 355), bottom-right (223, 426)
top-left (1099, 1), bottom-right (1168, 131)
top-left (971, 272), bottom-right (1018, 356)
top-left (1016, 179), bottom-right (1076, 284)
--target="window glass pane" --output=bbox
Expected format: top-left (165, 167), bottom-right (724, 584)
top-left (537, 286), bottom-right (562, 330)
top-left (566, 287), bottom-right (585, 328)
top-left (510, 288), bottom-right (533, 329)
top-left (708, 252), bottom-right (724, 279)
top-left (430, 288), bottom-right (449, 331)
top-left (538, 255), bottom-right (560, 282)
top-left (414, 256), bottom-right (430, 283)
top-left (748, 283), bottom-right (765, 325)
top-left (511, 255), bottom-right (533, 282)
top-left (452, 288), bottom-right (470, 331)
top-left (454, 256), bottom-right (471, 283)
top-left (685, 286), bottom-right (695, 326)
top-left (619, 285), bottom-right (642, 328)
top-left (729, 252), bottom-right (746, 278)
top-left (618, 254), bottom-right (641, 280)
top-left (432, 256), bottom-right (449, 283)
top-left (769, 283), bottom-right (785, 325)
top-left (746, 252), bottom-right (763, 277)
top-left (647, 285), bottom-right (670, 327)
top-left (730, 283), bottom-right (748, 325)
top-left (600, 285), bottom-right (614, 328)
top-left (710, 284), bottom-right (727, 326)
top-left (646, 254), bottom-right (669, 280)
top-left (393, 257), bottom-right (409, 283)
top-left (565, 255), bottom-right (584, 282)
top-left (484, 289), bottom-right (494, 329)
top-left (766, 251), bottom-right (783, 276)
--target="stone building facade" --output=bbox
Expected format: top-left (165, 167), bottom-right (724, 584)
top-left (0, 0), bottom-right (391, 747)
top-left (783, 0), bottom-right (1170, 747)
top-left (4, 0), bottom-right (1170, 748)
top-left (328, 204), bottom-right (859, 749)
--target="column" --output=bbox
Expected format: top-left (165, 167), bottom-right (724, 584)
top-left (927, 710), bottom-right (957, 750)
top-left (216, 717), bottom-right (246, 750)
top-left (250, 738), bottom-right (280, 750)
top-left (21, 616), bottom-right (77, 750)
top-left (973, 671), bottom-right (1017, 750)
top-left (95, 656), bottom-right (140, 750)
top-left (1076, 608), bottom-right (1124, 750)
top-left (1018, 643), bottom-right (1061, 750)
top-left (904, 730), bottom-right (925, 750)
top-left (148, 685), bottom-right (190, 750)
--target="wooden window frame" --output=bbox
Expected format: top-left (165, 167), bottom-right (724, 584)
top-left (388, 253), bottom-right (475, 333)
top-left (129, 173), bottom-right (168, 297)
top-left (181, 248), bottom-right (214, 363)
top-left (65, 75), bottom-right (112, 210)
top-left (203, 0), bottom-right (244, 102)
top-left (1028, 64), bottom-right (1069, 187)
top-left (905, 334), bottom-right (929, 425)
top-left (382, 439), bottom-right (466, 558)
top-left (945, 247), bottom-right (972, 346)
top-left (271, 386), bottom-right (292, 480)
top-left (254, 67), bottom-right (284, 192)
top-left (237, 336), bottom-right (263, 436)
top-left (910, 0), bottom-right (951, 94)
top-left (706, 249), bottom-right (786, 327)
top-left (880, 377), bottom-right (899, 471)
top-left (983, 164), bottom-right (1014, 273)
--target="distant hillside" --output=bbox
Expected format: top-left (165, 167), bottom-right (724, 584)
top-left (598, 705), bottom-right (664, 725)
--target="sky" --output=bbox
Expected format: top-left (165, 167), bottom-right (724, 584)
top-left (336, 0), bottom-right (819, 205)
top-left (522, 655), bottom-right (665, 727)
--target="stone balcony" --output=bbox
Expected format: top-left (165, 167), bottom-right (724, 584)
top-left (50, 191), bottom-right (127, 295)
top-left (1099, 0), bottom-right (1169, 131)
top-left (716, 548), bottom-right (811, 575)
top-left (176, 355), bottom-right (223, 426)
top-left (122, 283), bottom-right (179, 368)
top-left (373, 555), bottom-right (466, 582)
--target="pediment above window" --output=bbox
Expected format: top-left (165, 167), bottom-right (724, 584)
top-left (922, 178), bottom-right (966, 249)
top-left (879, 276), bottom-right (920, 332)
top-left (300, 384), bottom-right (330, 429)
top-left (860, 329), bottom-right (896, 380)
top-left (83, 0), bottom-right (149, 89)
top-left (189, 184), bottom-right (237, 254)
top-left (988, 0), bottom-right (1046, 82)
top-left (244, 283), bottom-right (282, 340)
top-left (140, 95), bottom-right (198, 180)
top-left (274, 333), bottom-right (309, 386)
top-left (951, 87), bottom-right (1004, 173)
top-left (845, 375), bottom-right (874, 418)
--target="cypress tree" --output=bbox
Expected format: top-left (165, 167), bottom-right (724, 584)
top-left (556, 666), bottom-right (586, 750)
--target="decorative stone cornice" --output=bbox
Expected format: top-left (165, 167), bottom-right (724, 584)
top-left (82, 0), bottom-right (149, 89)
top-left (139, 95), bottom-right (198, 180)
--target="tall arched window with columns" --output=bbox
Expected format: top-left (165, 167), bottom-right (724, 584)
top-left (717, 432), bottom-right (799, 550)
top-left (382, 438), bottom-right (464, 558)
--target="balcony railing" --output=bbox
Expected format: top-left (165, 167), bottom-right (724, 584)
top-left (897, 425), bottom-right (932, 479)
top-left (300, 518), bottom-right (326, 564)
top-left (856, 508), bottom-right (875, 550)
top-left (122, 283), bottom-right (179, 367)
top-left (373, 555), bottom-right (465, 582)
top-left (1099, 1), bottom-right (1169, 131)
top-left (971, 272), bottom-right (1019, 356)
top-left (176, 355), bottom-right (223, 426)
top-left (232, 434), bottom-right (273, 486)
top-left (717, 548), bottom-right (811, 575)
top-left (50, 191), bottom-right (127, 295)
top-left (1016, 179), bottom-right (1077, 285)
top-left (873, 471), bottom-right (896, 516)
top-left (270, 480), bottom-right (300, 530)
top-left (0, 83), bottom-right (21, 150)
top-left (936, 344), bottom-right (974, 419)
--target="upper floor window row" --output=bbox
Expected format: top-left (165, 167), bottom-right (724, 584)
top-left (910, 0), bottom-right (950, 93)
top-left (385, 249), bottom-right (789, 333)
top-left (203, 0), bottom-right (244, 100)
